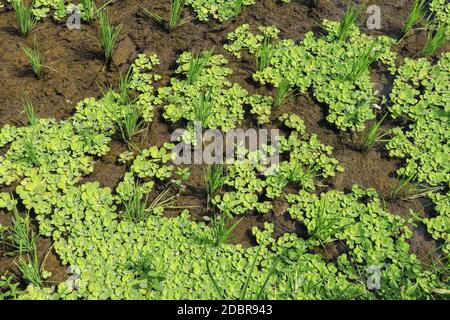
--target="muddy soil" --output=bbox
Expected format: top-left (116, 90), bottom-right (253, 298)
top-left (0, 0), bottom-right (447, 286)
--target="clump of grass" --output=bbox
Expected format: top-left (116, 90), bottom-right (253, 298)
top-left (79, 0), bottom-right (96, 22)
top-left (1, 205), bottom-right (37, 256)
top-left (421, 23), bottom-right (448, 57)
top-left (402, 0), bottom-right (428, 35)
top-left (118, 67), bottom-right (133, 105)
top-left (274, 79), bottom-right (293, 107)
top-left (169, 0), bottom-right (185, 30)
top-left (348, 44), bottom-right (382, 81)
top-left (361, 112), bottom-right (390, 152)
top-left (118, 105), bottom-right (143, 143)
top-left (204, 164), bottom-right (225, 209)
top-left (23, 98), bottom-right (38, 126)
top-left (389, 174), bottom-right (443, 201)
top-left (193, 89), bottom-right (213, 126)
top-left (22, 39), bottom-right (49, 79)
top-left (143, 0), bottom-right (189, 31)
top-left (22, 133), bottom-right (40, 166)
top-left (97, 8), bottom-right (122, 65)
top-left (210, 214), bottom-right (242, 247)
top-left (256, 35), bottom-right (276, 72)
top-left (11, 0), bottom-right (37, 36)
top-left (16, 245), bottom-right (42, 287)
top-left (337, 5), bottom-right (360, 41)
top-left (309, 194), bottom-right (349, 246)
top-left (123, 185), bottom-right (150, 222)
top-left (187, 48), bottom-right (214, 85)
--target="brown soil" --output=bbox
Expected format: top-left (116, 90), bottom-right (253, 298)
top-left (0, 0), bottom-right (447, 287)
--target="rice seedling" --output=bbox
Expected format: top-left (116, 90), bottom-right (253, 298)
top-left (79, 0), bottom-right (96, 22)
top-left (115, 104), bottom-right (144, 143)
top-left (169, 0), bottom-right (185, 30)
top-left (421, 23), bottom-right (448, 57)
top-left (361, 112), bottom-right (390, 152)
top-left (187, 48), bottom-right (214, 85)
top-left (118, 67), bottom-right (133, 105)
top-left (22, 133), bottom-right (40, 166)
top-left (22, 39), bottom-right (48, 79)
top-left (123, 185), bottom-right (150, 222)
top-left (97, 8), bottom-right (122, 64)
top-left (389, 174), bottom-right (444, 201)
top-left (402, 0), bottom-right (428, 35)
top-left (23, 98), bottom-right (37, 127)
top-left (309, 195), bottom-right (349, 245)
top-left (15, 246), bottom-right (42, 287)
top-left (256, 35), bottom-right (276, 72)
top-left (193, 89), bottom-right (213, 126)
top-left (1, 205), bottom-right (37, 256)
top-left (11, 0), bottom-right (36, 36)
top-left (274, 79), bottom-right (293, 107)
top-left (210, 214), bottom-right (243, 247)
top-left (142, 0), bottom-right (189, 31)
top-left (337, 5), bottom-right (360, 41)
top-left (348, 44), bottom-right (382, 81)
top-left (204, 164), bottom-right (225, 206)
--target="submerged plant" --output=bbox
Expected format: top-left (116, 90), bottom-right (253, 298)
top-left (11, 0), bottom-right (37, 36)
top-left (421, 23), bottom-right (448, 57)
top-left (97, 8), bottom-right (122, 64)
top-left (187, 48), bottom-right (214, 84)
top-left (402, 0), bottom-right (428, 35)
top-left (337, 5), bottom-right (360, 41)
